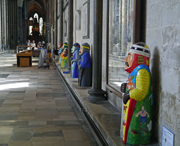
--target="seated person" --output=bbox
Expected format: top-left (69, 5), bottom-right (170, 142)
top-left (38, 45), bottom-right (43, 50)
top-left (27, 40), bottom-right (31, 50)
top-left (31, 40), bottom-right (36, 50)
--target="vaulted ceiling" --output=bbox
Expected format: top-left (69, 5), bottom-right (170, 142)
top-left (27, 0), bottom-right (46, 20)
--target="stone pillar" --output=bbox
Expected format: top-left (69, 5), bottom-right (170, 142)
top-left (88, 0), bottom-right (106, 98)
top-left (0, 0), bottom-right (2, 48)
top-left (55, 0), bottom-right (58, 49)
top-left (1, 0), bottom-right (8, 49)
top-left (4, 0), bottom-right (7, 46)
top-left (46, 0), bottom-right (51, 43)
top-left (59, 0), bottom-right (63, 44)
top-left (54, 0), bottom-right (57, 50)
top-left (9, 0), bottom-right (18, 50)
top-left (23, 0), bottom-right (28, 43)
top-left (121, 0), bottom-right (127, 54)
top-left (119, 0), bottom-right (122, 52)
top-left (56, 0), bottom-right (60, 45)
top-left (67, 0), bottom-right (73, 70)
top-left (46, 0), bottom-right (48, 42)
top-left (1, 0), bottom-right (5, 47)
top-left (18, 6), bottom-right (23, 44)
top-left (5, 0), bottom-right (9, 49)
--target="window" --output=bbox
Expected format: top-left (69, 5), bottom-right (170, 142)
top-left (108, 0), bottom-right (134, 91)
top-left (39, 17), bottom-right (43, 35)
top-left (34, 13), bottom-right (39, 22)
top-left (29, 17), bottom-right (33, 35)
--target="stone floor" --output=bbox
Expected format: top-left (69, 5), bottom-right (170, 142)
top-left (0, 54), bottom-right (98, 146)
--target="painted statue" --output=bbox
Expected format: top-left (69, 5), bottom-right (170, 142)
top-left (120, 42), bottom-right (152, 145)
top-left (78, 43), bottom-right (92, 87)
top-left (58, 43), bottom-right (64, 64)
top-left (71, 43), bottom-right (80, 78)
top-left (61, 42), bottom-right (68, 68)
top-left (58, 43), bottom-right (63, 62)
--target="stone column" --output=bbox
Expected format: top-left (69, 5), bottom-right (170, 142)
top-left (54, 0), bottom-right (57, 50)
top-left (55, 0), bottom-right (58, 48)
top-left (119, 0), bottom-right (122, 53)
top-left (18, 6), bottom-right (23, 45)
top-left (5, 0), bottom-right (9, 49)
top-left (4, 0), bottom-right (7, 46)
top-left (56, 0), bottom-right (60, 45)
top-left (46, 0), bottom-right (50, 43)
top-left (0, 0), bottom-right (2, 48)
top-left (23, 0), bottom-right (28, 44)
top-left (1, 0), bottom-right (5, 48)
top-left (88, 0), bottom-right (106, 98)
top-left (67, 0), bottom-right (73, 70)
top-left (59, 0), bottom-right (63, 44)
top-left (121, 0), bottom-right (127, 54)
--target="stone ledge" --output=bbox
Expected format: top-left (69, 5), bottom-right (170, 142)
top-left (55, 63), bottom-right (122, 146)
top-left (54, 62), bottom-right (159, 146)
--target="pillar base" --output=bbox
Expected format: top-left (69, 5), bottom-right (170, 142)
top-left (88, 89), bottom-right (107, 95)
top-left (88, 89), bottom-right (107, 100)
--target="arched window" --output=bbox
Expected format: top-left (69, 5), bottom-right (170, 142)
top-left (34, 13), bottom-right (39, 22)
top-left (29, 17), bottom-right (33, 35)
top-left (39, 17), bottom-right (43, 35)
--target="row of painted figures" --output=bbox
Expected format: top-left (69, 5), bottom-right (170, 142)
top-left (57, 41), bottom-right (153, 145)
top-left (57, 42), bottom-right (92, 87)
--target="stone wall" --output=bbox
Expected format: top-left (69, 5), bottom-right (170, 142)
top-left (73, 0), bottom-right (94, 50)
top-left (146, 1), bottom-right (180, 145)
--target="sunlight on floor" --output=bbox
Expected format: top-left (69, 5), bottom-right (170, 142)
top-left (0, 64), bottom-right (14, 67)
top-left (0, 82), bottom-right (29, 90)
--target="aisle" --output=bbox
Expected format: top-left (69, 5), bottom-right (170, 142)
top-left (0, 54), bottom-right (97, 146)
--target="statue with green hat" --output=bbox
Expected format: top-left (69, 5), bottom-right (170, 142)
top-left (61, 42), bottom-right (68, 68)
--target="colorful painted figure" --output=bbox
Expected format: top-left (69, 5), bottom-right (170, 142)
top-left (57, 43), bottom-right (63, 61)
top-left (71, 43), bottom-right (80, 78)
top-left (61, 42), bottom-right (68, 68)
top-left (78, 43), bottom-right (92, 87)
top-left (58, 43), bottom-right (64, 64)
top-left (120, 42), bottom-right (152, 145)
top-left (136, 105), bottom-right (150, 125)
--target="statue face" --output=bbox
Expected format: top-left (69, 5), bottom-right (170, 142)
top-left (124, 52), bottom-right (134, 70)
top-left (79, 46), bottom-right (84, 56)
top-left (71, 46), bottom-right (75, 53)
top-left (141, 106), bottom-right (144, 110)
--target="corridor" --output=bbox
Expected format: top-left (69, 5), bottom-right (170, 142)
top-left (0, 53), bottom-right (97, 146)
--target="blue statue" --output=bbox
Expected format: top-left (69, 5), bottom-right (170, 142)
top-left (71, 43), bottom-right (80, 78)
top-left (78, 43), bottom-right (92, 87)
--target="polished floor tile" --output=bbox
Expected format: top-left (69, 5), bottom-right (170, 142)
top-left (0, 54), bottom-right (97, 145)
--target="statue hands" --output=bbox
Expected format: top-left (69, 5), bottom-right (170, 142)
top-left (120, 83), bottom-right (130, 104)
top-left (120, 83), bottom-right (127, 93)
top-left (123, 91), bottom-right (130, 104)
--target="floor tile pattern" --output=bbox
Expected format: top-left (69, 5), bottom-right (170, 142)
top-left (0, 54), bottom-right (97, 146)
